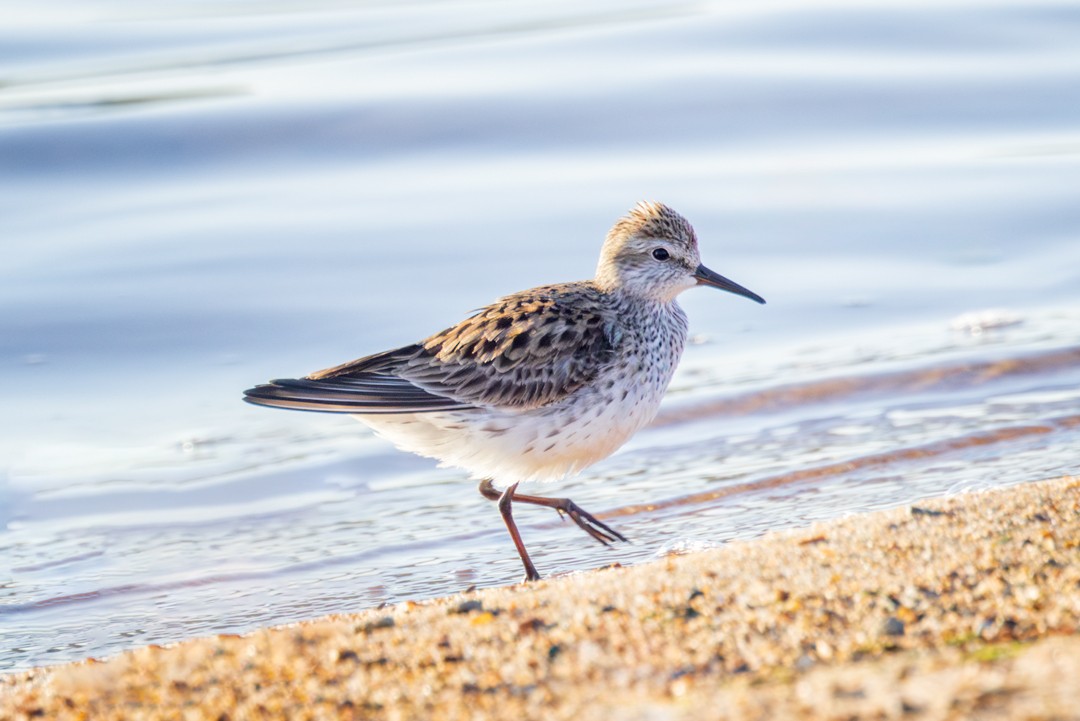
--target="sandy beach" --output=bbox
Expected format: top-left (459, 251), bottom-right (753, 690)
top-left (3, 475), bottom-right (1078, 720)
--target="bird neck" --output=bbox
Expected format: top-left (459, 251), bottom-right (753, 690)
top-left (605, 285), bottom-right (685, 317)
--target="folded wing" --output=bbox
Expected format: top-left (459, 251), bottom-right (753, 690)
top-left (243, 282), bottom-right (618, 414)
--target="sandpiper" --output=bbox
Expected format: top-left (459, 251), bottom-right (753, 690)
top-left (244, 202), bottom-right (765, 581)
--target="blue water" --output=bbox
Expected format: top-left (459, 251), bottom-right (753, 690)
top-left (3, 0), bottom-right (1080, 673)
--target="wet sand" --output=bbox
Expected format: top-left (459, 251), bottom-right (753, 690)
top-left (3, 476), bottom-right (1078, 720)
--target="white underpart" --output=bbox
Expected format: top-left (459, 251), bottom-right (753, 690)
top-left (355, 301), bottom-right (688, 484)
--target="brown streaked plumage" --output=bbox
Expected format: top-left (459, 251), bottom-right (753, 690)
top-left (244, 201), bottom-right (765, 581)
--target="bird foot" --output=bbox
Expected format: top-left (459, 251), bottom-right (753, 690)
top-left (551, 498), bottom-right (628, 546)
top-left (477, 479), bottom-right (628, 548)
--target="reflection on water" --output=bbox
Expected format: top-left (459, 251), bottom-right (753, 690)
top-left (3, 0), bottom-right (1080, 673)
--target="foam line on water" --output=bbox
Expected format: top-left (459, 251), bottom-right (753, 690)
top-left (654, 344), bottom-right (1080, 426)
top-left (609, 413), bottom-right (1080, 520)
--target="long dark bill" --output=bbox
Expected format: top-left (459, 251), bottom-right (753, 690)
top-left (694, 264), bottom-right (766, 305)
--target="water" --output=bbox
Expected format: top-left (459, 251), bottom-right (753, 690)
top-left (2, 0), bottom-right (1080, 673)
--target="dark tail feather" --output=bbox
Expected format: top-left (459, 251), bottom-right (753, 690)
top-left (243, 376), bottom-right (468, 414)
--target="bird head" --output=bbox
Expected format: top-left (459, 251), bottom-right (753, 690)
top-left (595, 201), bottom-right (765, 305)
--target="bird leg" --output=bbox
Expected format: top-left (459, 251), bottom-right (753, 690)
top-left (478, 479), bottom-right (628, 549)
top-left (494, 482), bottom-right (541, 582)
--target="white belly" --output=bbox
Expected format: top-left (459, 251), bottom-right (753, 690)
top-left (357, 300), bottom-right (688, 483)
top-left (355, 358), bottom-right (671, 483)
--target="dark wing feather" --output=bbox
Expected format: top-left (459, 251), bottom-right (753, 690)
top-left (243, 282), bottom-right (618, 414)
top-left (243, 346), bottom-right (466, 414)
top-left (243, 371), bottom-right (465, 413)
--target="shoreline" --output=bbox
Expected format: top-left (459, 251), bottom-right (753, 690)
top-left (4, 476), bottom-right (1078, 720)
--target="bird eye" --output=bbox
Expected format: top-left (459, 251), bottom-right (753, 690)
top-left (652, 248), bottom-right (670, 261)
